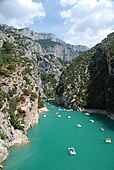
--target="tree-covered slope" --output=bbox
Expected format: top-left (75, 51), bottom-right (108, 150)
top-left (56, 32), bottom-right (114, 119)
top-left (0, 41), bottom-right (44, 163)
top-left (0, 24), bottom-right (68, 99)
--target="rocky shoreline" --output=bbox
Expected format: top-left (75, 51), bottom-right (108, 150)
top-left (0, 114), bottom-right (38, 167)
top-left (0, 106), bottom-right (48, 169)
top-left (77, 107), bottom-right (114, 120)
top-left (56, 97), bottom-right (114, 120)
top-left (77, 107), bottom-right (107, 115)
top-left (0, 130), bottom-right (30, 168)
top-left (38, 106), bottom-right (49, 114)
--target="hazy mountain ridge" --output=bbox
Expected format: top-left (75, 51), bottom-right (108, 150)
top-left (0, 24), bottom-right (88, 61)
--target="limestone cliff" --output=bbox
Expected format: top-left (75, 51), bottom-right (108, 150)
top-left (0, 41), bottom-right (40, 164)
top-left (0, 24), bottom-right (88, 165)
top-left (0, 24), bottom-right (88, 99)
top-left (56, 32), bottom-right (114, 119)
top-left (0, 24), bottom-right (88, 61)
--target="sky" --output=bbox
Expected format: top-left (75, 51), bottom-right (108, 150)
top-left (0, 0), bottom-right (114, 47)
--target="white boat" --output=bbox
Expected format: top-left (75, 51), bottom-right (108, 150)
top-left (56, 112), bottom-right (58, 115)
top-left (68, 116), bottom-right (71, 119)
top-left (68, 147), bottom-right (76, 155)
top-left (106, 138), bottom-right (111, 143)
top-left (58, 115), bottom-right (61, 118)
top-left (101, 127), bottom-right (104, 131)
top-left (90, 119), bottom-right (94, 123)
top-left (85, 112), bottom-right (90, 116)
top-left (43, 115), bottom-right (46, 118)
top-left (0, 165), bottom-right (3, 169)
top-left (76, 124), bottom-right (82, 127)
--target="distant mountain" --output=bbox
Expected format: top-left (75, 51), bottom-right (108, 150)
top-left (56, 32), bottom-right (114, 119)
top-left (0, 24), bottom-right (88, 61)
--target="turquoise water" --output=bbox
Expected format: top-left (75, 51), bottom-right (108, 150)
top-left (3, 101), bottom-right (114, 170)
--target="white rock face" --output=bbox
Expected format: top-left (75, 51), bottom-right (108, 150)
top-left (0, 40), bottom-right (3, 47)
top-left (0, 56), bottom-right (40, 163)
top-left (13, 130), bottom-right (29, 145)
top-left (0, 140), bottom-right (9, 163)
top-left (0, 24), bottom-right (89, 61)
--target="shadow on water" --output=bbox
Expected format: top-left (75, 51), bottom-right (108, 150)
top-left (87, 113), bottom-right (114, 131)
top-left (46, 100), bottom-right (114, 131)
top-left (46, 100), bottom-right (64, 108)
top-left (81, 46), bottom-right (114, 131)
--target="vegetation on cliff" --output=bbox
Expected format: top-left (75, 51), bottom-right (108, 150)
top-left (0, 41), bottom-right (40, 132)
top-left (56, 33), bottom-right (114, 115)
top-left (41, 73), bottom-right (57, 98)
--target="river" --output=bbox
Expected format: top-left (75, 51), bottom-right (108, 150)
top-left (3, 100), bottom-right (114, 170)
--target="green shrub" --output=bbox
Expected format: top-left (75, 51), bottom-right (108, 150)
top-left (12, 118), bottom-right (21, 129)
top-left (0, 101), bottom-right (3, 108)
top-left (9, 97), bottom-right (19, 112)
top-left (0, 41), bottom-right (16, 67)
top-left (23, 89), bottom-right (30, 96)
top-left (2, 107), bottom-right (8, 113)
top-left (22, 67), bottom-right (31, 75)
top-left (0, 54), bottom-right (4, 67)
top-left (8, 87), bottom-right (17, 97)
top-left (20, 94), bottom-right (25, 102)
top-left (38, 96), bottom-right (44, 109)
top-left (2, 41), bottom-right (14, 54)
top-left (44, 89), bottom-right (54, 98)
top-left (30, 92), bottom-right (37, 101)
top-left (0, 91), bottom-right (6, 102)
top-left (41, 74), bottom-right (57, 86)
top-left (0, 132), bottom-right (7, 140)
top-left (0, 68), bottom-right (10, 77)
top-left (8, 97), bottom-right (21, 129)
top-left (7, 64), bottom-right (16, 71)
top-left (16, 107), bottom-right (26, 117)
top-left (0, 54), bottom-right (14, 64)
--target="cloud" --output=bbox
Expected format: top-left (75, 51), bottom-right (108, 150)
top-left (60, 0), bottom-right (114, 47)
top-left (0, 0), bottom-right (45, 28)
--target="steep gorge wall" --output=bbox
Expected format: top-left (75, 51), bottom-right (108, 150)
top-left (0, 24), bottom-right (89, 100)
top-left (0, 42), bottom-right (40, 164)
top-left (56, 33), bottom-right (114, 119)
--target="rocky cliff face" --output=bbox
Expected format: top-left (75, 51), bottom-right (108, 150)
top-left (0, 24), bottom-right (88, 61)
top-left (56, 32), bottom-right (114, 119)
top-left (0, 24), bottom-right (88, 99)
top-left (0, 24), bottom-right (88, 165)
top-left (0, 41), bottom-right (41, 164)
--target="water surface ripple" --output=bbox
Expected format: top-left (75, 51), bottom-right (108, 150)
top-left (3, 101), bottom-right (114, 170)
